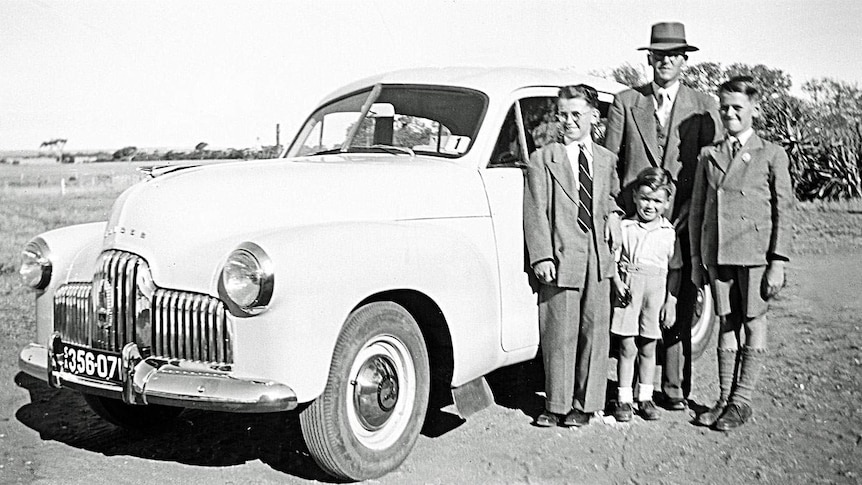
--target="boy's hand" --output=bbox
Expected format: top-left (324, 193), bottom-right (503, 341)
top-left (660, 300), bottom-right (677, 330)
top-left (763, 260), bottom-right (786, 299)
top-left (533, 261), bottom-right (556, 285)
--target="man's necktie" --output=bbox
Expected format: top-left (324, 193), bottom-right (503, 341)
top-left (577, 144), bottom-right (593, 233)
top-left (730, 137), bottom-right (742, 158)
top-left (656, 89), bottom-right (671, 127)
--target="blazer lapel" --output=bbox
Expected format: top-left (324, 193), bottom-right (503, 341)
top-left (713, 141), bottom-right (732, 186)
top-left (545, 144), bottom-right (579, 204)
top-left (631, 86), bottom-right (661, 166)
top-left (592, 147), bottom-right (611, 214)
top-left (722, 134), bottom-right (765, 186)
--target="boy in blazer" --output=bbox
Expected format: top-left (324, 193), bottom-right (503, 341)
top-left (524, 84), bottom-right (622, 427)
top-left (604, 22), bottom-right (722, 410)
top-left (689, 76), bottom-right (794, 430)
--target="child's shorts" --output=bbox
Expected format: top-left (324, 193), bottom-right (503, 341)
top-left (611, 270), bottom-right (665, 340)
top-left (707, 264), bottom-right (769, 319)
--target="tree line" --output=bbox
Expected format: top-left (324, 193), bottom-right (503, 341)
top-left (596, 62), bottom-right (862, 201)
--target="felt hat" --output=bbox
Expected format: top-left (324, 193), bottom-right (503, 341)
top-left (638, 22), bottom-right (699, 52)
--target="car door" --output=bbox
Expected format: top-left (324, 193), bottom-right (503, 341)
top-left (479, 87), bottom-right (560, 352)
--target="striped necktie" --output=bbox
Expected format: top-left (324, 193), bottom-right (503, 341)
top-left (576, 144), bottom-right (593, 233)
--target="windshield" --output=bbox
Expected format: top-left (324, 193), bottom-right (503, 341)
top-left (286, 85), bottom-right (487, 159)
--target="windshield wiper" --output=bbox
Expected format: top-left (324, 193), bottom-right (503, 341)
top-left (369, 145), bottom-right (415, 157)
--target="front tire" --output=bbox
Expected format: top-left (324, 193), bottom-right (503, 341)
top-left (300, 302), bottom-right (430, 481)
top-left (83, 394), bottom-right (183, 431)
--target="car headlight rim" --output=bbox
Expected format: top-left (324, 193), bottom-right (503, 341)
top-left (20, 238), bottom-right (52, 290)
top-left (222, 242), bottom-right (274, 315)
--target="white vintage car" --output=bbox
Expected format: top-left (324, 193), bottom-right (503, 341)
top-left (18, 67), bottom-right (714, 480)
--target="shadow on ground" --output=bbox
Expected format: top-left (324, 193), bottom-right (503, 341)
top-left (14, 372), bottom-right (338, 482)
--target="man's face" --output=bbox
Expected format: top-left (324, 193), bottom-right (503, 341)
top-left (648, 50), bottom-right (687, 87)
top-left (719, 91), bottom-right (758, 136)
top-left (556, 97), bottom-right (596, 145)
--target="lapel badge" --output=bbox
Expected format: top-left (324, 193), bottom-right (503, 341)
top-left (741, 152), bottom-right (751, 162)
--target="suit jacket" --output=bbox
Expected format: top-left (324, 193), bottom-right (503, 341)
top-left (604, 83), bottom-right (721, 219)
top-left (523, 142), bottom-right (622, 288)
top-left (689, 134), bottom-right (795, 266)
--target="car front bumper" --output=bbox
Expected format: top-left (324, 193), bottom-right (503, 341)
top-left (18, 333), bottom-right (297, 413)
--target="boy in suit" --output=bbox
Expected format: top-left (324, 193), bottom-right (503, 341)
top-left (689, 76), bottom-right (794, 430)
top-left (524, 84), bottom-right (622, 427)
top-left (604, 21), bottom-right (722, 410)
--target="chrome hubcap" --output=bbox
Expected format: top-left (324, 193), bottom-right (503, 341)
top-left (353, 355), bottom-right (400, 430)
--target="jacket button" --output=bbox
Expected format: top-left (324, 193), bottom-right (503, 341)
top-left (741, 215), bottom-right (746, 220)
top-left (740, 190), bottom-right (745, 196)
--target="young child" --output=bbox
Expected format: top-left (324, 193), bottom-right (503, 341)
top-left (611, 167), bottom-right (682, 422)
top-left (689, 76), bottom-right (794, 431)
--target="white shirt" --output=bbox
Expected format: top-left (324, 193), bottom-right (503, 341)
top-left (616, 217), bottom-right (683, 273)
top-left (653, 81), bottom-right (680, 127)
top-left (728, 127), bottom-right (755, 148)
top-left (565, 138), bottom-right (593, 177)
top-left (652, 81), bottom-right (681, 112)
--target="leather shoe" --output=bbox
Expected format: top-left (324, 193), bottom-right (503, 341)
top-left (534, 410), bottom-right (559, 427)
top-left (714, 402), bottom-right (752, 431)
top-left (562, 409), bottom-right (591, 427)
top-left (638, 400), bottom-right (661, 421)
top-left (661, 396), bottom-right (687, 411)
top-left (613, 401), bottom-right (633, 422)
top-left (696, 399), bottom-right (727, 427)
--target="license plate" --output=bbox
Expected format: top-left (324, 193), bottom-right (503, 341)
top-left (60, 343), bottom-right (122, 384)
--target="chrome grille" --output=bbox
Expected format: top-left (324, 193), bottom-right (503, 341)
top-left (54, 283), bottom-right (94, 347)
top-left (53, 250), bottom-right (233, 364)
top-left (152, 289), bottom-right (232, 363)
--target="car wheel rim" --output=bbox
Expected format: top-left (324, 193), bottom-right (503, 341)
top-left (692, 285), bottom-right (713, 339)
top-left (347, 334), bottom-right (416, 450)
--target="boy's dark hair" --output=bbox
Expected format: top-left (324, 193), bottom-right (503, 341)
top-left (558, 84), bottom-right (599, 109)
top-left (633, 167), bottom-right (675, 197)
top-left (718, 75), bottom-right (759, 100)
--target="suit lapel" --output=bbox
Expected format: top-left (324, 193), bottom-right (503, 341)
top-left (631, 86), bottom-right (661, 166)
top-left (711, 141), bottom-right (732, 186)
top-left (545, 143), bottom-right (579, 204)
top-left (721, 134), bottom-right (764, 187)
top-left (592, 147), bottom-right (610, 214)
top-left (663, 85), bottom-right (696, 166)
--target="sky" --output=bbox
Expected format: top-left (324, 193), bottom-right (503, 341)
top-left (2, 0), bottom-right (861, 152)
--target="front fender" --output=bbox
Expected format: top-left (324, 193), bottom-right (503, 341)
top-left (229, 219), bottom-right (500, 403)
top-left (27, 222), bottom-right (107, 346)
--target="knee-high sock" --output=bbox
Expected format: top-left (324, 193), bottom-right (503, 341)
top-left (732, 346), bottom-right (766, 406)
top-left (717, 348), bottom-right (739, 402)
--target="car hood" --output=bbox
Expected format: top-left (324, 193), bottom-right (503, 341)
top-left (102, 156), bottom-right (490, 292)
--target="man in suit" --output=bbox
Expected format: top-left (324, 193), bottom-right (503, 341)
top-left (604, 22), bottom-right (722, 410)
top-left (524, 84), bottom-right (622, 427)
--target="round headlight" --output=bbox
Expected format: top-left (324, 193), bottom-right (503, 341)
top-left (20, 238), bottom-right (52, 290)
top-left (221, 242), bottom-right (274, 315)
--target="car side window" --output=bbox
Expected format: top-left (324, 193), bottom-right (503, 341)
top-left (488, 106), bottom-right (524, 168)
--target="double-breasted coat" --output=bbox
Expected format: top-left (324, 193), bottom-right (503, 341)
top-left (689, 134), bottom-right (794, 267)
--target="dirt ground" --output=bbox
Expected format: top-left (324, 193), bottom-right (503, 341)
top-left (2, 246), bottom-right (861, 483)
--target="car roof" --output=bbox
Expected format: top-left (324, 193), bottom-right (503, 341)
top-left (320, 66), bottom-right (627, 105)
